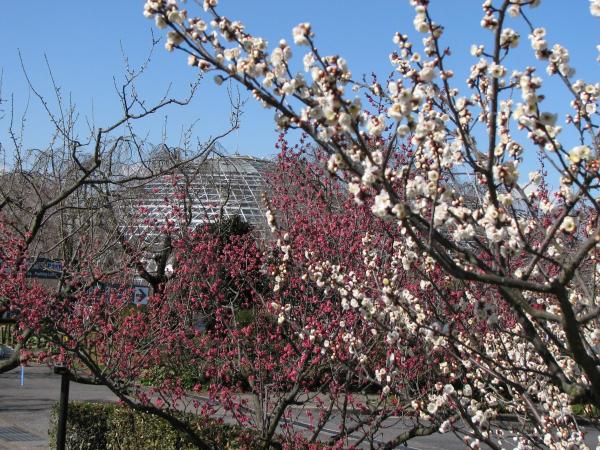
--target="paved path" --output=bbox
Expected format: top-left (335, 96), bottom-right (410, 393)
top-left (1, 366), bottom-right (599, 449)
top-left (0, 366), bottom-right (457, 449)
top-left (0, 365), bottom-right (116, 450)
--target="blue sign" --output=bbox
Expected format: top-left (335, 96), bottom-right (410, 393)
top-left (88, 282), bottom-right (149, 305)
top-left (132, 286), bottom-right (149, 305)
top-left (26, 258), bottom-right (63, 279)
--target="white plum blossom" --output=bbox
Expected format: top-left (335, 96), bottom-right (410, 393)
top-left (203, 0), bottom-right (218, 11)
top-left (499, 28), bottom-right (520, 49)
top-left (372, 190), bottom-right (392, 218)
top-left (155, 14), bottom-right (167, 29)
top-left (569, 145), bottom-right (591, 164)
top-left (292, 23), bottom-right (312, 45)
top-left (560, 216), bottom-right (576, 233)
top-left (367, 114), bottom-right (386, 137)
top-left (489, 63), bottom-right (505, 78)
top-left (165, 31), bottom-right (184, 51)
top-left (591, 0), bottom-right (600, 17)
top-left (470, 44), bottom-right (484, 57)
top-left (529, 27), bottom-right (547, 54)
top-left (528, 171), bottom-right (541, 184)
top-left (419, 66), bottom-right (436, 82)
top-left (413, 9), bottom-right (429, 33)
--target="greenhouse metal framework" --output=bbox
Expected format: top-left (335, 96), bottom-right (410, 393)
top-left (134, 155), bottom-right (273, 236)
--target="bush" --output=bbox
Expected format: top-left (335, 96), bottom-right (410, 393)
top-left (570, 404), bottom-right (600, 419)
top-left (49, 402), bottom-right (114, 450)
top-left (139, 363), bottom-right (208, 390)
top-left (49, 401), bottom-right (271, 449)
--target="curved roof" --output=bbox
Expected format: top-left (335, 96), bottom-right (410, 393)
top-left (136, 155), bottom-right (273, 235)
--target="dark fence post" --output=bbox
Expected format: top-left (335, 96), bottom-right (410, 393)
top-left (54, 366), bottom-right (70, 450)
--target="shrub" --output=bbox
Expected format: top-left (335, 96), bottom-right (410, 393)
top-left (49, 402), bottom-right (113, 450)
top-left (570, 404), bottom-right (600, 419)
top-left (139, 362), bottom-right (208, 390)
top-left (49, 401), bottom-right (271, 449)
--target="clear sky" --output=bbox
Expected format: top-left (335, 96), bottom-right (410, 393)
top-left (0, 1), bottom-right (598, 160)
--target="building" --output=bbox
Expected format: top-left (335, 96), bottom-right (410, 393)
top-left (132, 155), bottom-right (273, 238)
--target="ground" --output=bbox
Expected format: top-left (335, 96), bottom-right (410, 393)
top-left (1, 365), bottom-right (599, 449)
top-left (0, 365), bottom-right (117, 450)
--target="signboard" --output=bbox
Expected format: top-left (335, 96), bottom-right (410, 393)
top-left (88, 282), bottom-right (150, 305)
top-left (26, 258), bottom-right (63, 279)
top-left (132, 286), bottom-right (149, 305)
top-left (0, 257), bottom-right (62, 279)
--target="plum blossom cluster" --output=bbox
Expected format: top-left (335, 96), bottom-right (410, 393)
top-left (145, 0), bottom-right (600, 447)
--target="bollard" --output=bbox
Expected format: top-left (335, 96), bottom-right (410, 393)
top-left (54, 366), bottom-right (70, 450)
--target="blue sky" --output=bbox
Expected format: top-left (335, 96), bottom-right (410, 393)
top-left (0, 1), bottom-right (598, 161)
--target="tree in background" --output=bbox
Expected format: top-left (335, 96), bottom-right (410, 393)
top-left (2, 134), bottom-right (458, 449)
top-left (0, 40), bottom-right (242, 375)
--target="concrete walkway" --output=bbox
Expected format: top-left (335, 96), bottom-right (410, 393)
top-left (0, 365), bottom-right (117, 450)
top-left (0, 365), bottom-right (452, 449)
top-left (2, 365), bottom-right (599, 449)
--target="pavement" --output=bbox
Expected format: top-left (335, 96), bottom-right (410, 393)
top-left (0, 365), bottom-right (454, 449)
top-left (0, 365), bottom-right (117, 450)
top-left (1, 365), bottom-right (599, 449)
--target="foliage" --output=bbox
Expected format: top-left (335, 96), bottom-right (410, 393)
top-left (3, 149), bottom-right (450, 448)
top-left (49, 402), bottom-right (113, 450)
top-left (142, 0), bottom-right (600, 447)
top-left (49, 402), bottom-right (271, 450)
top-left (208, 214), bottom-right (253, 241)
top-left (6, 0), bottom-right (600, 447)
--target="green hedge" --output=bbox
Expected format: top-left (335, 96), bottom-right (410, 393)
top-left (49, 401), bottom-right (271, 449)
